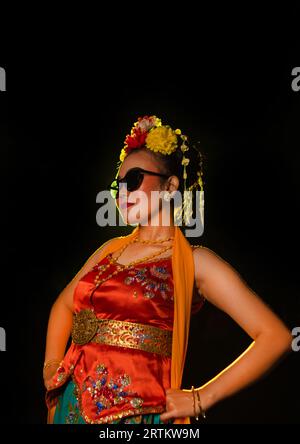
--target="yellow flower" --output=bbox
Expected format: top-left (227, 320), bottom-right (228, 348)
top-left (153, 116), bottom-right (162, 127)
top-left (145, 125), bottom-right (178, 155)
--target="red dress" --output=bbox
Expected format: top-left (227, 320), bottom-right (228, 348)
top-left (46, 253), bottom-right (204, 424)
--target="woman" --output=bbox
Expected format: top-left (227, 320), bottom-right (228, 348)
top-left (44, 116), bottom-right (291, 424)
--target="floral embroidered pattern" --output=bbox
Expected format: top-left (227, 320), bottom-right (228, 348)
top-left (66, 399), bottom-right (80, 424)
top-left (53, 379), bottom-right (168, 424)
top-left (82, 363), bottom-right (143, 416)
top-left (149, 265), bottom-right (170, 280)
top-left (124, 265), bottom-right (173, 301)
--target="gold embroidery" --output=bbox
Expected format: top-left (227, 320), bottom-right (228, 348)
top-left (72, 313), bottom-right (173, 357)
top-left (72, 309), bottom-right (98, 345)
top-left (92, 318), bottom-right (172, 357)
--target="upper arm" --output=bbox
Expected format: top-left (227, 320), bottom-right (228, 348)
top-left (56, 238), bottom-right (115, 312)
top-left (193, 247), bottom-right (290, 341)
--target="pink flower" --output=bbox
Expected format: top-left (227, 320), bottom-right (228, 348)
top-left (134, 116), bottom-right (158, 133)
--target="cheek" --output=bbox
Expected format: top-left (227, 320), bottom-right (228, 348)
top-left (139, 176), bottom-right (161, 195)
top-left (134, 177), bottom-right (161, 215)
top-left (137, 177), bottom-right (160, 213)
top-left (126, 178), bottom-right (162, 221)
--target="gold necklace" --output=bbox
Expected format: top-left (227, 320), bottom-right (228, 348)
top-left (133, 236), bottom-right (174, 245)
top-left (94, 239), bottom-right (173, 288)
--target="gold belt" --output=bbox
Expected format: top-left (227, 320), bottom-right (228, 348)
top-left (71, 309), bottom-right (172, 357)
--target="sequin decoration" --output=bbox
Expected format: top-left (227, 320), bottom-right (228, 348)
top-left (149, 265), bottom-right (170, 280)
top-left (124, 265), bottom-right (173, 301)
top-left (82, 363), bottom-right (144, 416)
top-left (50, 365), bottom-right (68, 388)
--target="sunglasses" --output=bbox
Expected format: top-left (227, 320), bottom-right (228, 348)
top-left (109, 167), bottom-right (169, 200)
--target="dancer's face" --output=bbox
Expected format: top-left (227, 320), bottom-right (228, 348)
top-left (115, 150), bottom-right (168, 226)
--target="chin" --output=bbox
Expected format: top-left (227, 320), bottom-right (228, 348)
top-left (118, 207), bottom-right (149, 226)
top-left (127, 213), bottom-right (150, 226)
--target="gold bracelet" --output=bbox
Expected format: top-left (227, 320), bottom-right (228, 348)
top-left (191, 385), bottom-right (199, 421)
top-left (195, 388), bottom-right (206, 419)
top-left (43, 359), bottom-right (61, 371)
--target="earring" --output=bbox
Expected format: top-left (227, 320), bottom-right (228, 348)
top-left (163, 192), bottom-right (172, 202)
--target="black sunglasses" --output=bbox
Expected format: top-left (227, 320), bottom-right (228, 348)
top-left (109, 167), bottom-right (169, 200)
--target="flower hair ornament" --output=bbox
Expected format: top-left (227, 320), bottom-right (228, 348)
top-left (118, 115), bottom-right (204, 230)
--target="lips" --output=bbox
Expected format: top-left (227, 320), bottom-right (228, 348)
top-left (119, 201), bottom-right (135, 210)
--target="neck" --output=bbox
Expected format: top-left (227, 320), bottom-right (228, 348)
top-left (137, 224), bottom-right (175, 241)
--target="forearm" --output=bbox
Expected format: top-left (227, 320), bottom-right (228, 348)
top-left (199, 331), bottom-right (292, 411)
top-left (44, 299), bottom-right (73, 363)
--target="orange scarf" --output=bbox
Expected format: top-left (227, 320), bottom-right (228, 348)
top-left (89, 225), bottom-right (194, 424)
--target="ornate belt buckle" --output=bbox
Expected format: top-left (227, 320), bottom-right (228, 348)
top-left (71, 309), bottom-right (98, 345)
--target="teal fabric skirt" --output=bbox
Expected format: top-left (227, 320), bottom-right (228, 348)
top-left (53, 379), bottom-right (173, 424)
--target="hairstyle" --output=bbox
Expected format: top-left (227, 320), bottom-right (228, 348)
top-left (117, 115), bottom-right (207, 227)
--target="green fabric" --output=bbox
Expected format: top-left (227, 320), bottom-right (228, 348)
top-left (53, 379), bottom-right (173, 424)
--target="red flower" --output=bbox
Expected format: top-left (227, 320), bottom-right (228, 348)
top-left (124, 128), bottom-right (148, 150)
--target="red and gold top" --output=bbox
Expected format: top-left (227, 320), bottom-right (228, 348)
top-left (46, 253), bottom-right (204, 424)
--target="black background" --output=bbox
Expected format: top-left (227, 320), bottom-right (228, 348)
top-left (0, 10), bottom-right (300, 425)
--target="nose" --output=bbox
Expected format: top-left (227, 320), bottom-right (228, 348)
top-left (118, 183), bottom-right (129, 199)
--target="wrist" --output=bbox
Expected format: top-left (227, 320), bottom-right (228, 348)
top-left (43, 358), bottom-right (61, 370)
top-left (43, 359), bottom-right (61, 382)
top-left (195, 385), bottom-right (216, 412)
top-left (190, 386), bottom-right (206, 421)
top-left (192, 386), bottom-right (206, 420)
top-left (195, 388), bottom-right (206, 419)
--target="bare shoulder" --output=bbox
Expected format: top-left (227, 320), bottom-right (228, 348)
top-left (192, 244), bottom-right (225, 269)
top-left (192, 244), bottom-right (226, 264)
top-left (191, 245), bottom-right (245, 304)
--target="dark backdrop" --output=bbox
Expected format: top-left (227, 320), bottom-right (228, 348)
top-left (0, 24), bottom-right (299, 425)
